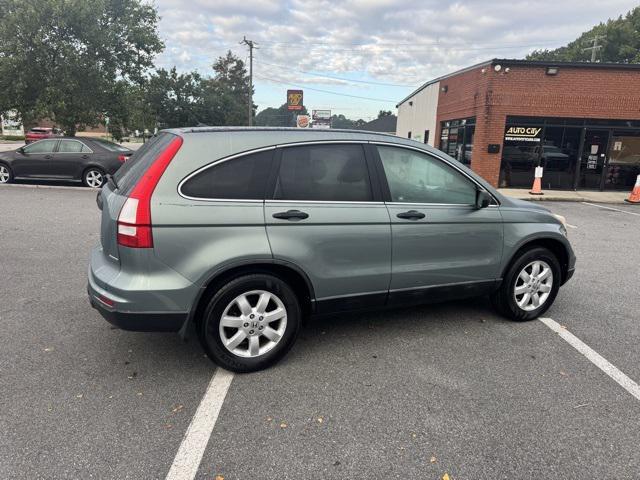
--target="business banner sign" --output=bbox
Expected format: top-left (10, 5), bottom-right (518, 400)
top-left (504, 126), bottom-right (542, 143)
top-left (287, 90), bottom-right (304, 111)
top-left (312, 109), bottom-right (331, 128)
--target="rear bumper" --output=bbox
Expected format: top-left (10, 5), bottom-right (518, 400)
top-left (88, 288), bottom-right (186, 332)
top-left (87, 245), bottom-right (197, 332)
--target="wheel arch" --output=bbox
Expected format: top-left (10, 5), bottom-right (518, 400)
top-left (502, 236), bottom-right (570, 285)
top-left (184, 260), bottom-right (315, 337)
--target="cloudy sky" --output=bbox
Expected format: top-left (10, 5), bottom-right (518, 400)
top-left (154, 0), bottom-right (638, 120)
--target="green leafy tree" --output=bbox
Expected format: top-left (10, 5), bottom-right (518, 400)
top-left (527, 7), bottom-right (640, 63)
top-left (378, 110), bottom-right (393, 118)
top-left (143, 68), bottom-right (204, 128)
top-left (199, 51), bottom-right (255, 126)
top-left (255, 103), bottom-right (309, 127)
top-left (0, 0), bottom-right (163, 135)
top-left (330, 114), bottom-right (366, 129)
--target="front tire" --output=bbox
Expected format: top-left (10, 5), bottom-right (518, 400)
top-left (491, 247), bottom-right (561, 321)
top-left (83, 167), bottom-right (105, 188)
top-left (197, 274), bottom-right (301, 373)
top-left (0, 163), bottom-right (13, 184)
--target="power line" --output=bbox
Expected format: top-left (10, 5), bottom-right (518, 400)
top-left (256, 39), bottom-right (564, 48)
top-left (255, 40), bottom-right (566, 53)
top-left (253, 74), bottom-right (397, 103)
top-left (253, 58), bottom-right (418, 87)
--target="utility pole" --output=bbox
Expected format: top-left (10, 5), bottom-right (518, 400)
top-left (584, 34), bottom-right (605, 62)
top-left (240, 36), bottom-right (256, 126)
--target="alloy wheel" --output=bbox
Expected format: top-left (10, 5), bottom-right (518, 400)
top-left (218, 290), bottom-right (288, 358)
top-left (85, 169), bottom-right (103, 188)
top-left (0, 165), bottom-right (10, 183)
top-left (513, 260), bottom-right (553, 312)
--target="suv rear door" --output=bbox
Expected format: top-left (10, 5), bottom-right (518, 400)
top-left (99, 133), bottom-right (175, 264)
top-left (264, 142), bottom-right (391, 313)
top-left (372, 144), bottom-right (503, 305)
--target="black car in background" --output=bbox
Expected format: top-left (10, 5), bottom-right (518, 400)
top-left (0, 137), bottom-right (133, 188)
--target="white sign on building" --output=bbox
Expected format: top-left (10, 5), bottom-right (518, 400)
top-left (1, 111), bottom-right (24, 136)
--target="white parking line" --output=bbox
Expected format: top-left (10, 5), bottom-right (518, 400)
top-left (539, 317), bottom-right (640, 401)
top-left (581, 202), bottom-right (640, 217)
top-left (166, 368), bottom-right (235, 480)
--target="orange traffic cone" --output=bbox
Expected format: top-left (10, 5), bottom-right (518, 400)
top-left (625, 174), bottom-right (640, 204)
top-left (530, 166), bottom-right (544, 196)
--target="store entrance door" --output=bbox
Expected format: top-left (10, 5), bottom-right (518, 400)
top-left (577, 129), bottom-right (610, 190)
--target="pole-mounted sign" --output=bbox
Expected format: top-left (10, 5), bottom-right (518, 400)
top-left (287, 90), bottom-right (303, 111)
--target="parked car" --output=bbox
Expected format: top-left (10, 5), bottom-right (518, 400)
top-left (0, 137), bottom-right (133, 187)
top-left (24, 127), bottom-right (63, 144)
top-left (88, 128), bottom-right (575, 372)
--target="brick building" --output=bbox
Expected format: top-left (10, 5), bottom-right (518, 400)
top-left (396, 59), bottom-right (640, 191)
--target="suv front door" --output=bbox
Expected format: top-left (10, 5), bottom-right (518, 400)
top-left (265, 143), bottom-right (391, 313)
top-left (373, 144), bottom-right (503, 305)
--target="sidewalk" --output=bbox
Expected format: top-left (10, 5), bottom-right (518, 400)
top-left (499, 188), bottom-right (629, 204)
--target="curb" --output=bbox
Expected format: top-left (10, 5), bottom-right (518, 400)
top-left (506, 195), bottom-right (629, 205)
top-left (0, 183), bottom-right (93, 192)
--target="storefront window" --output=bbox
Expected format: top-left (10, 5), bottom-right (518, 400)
top-left (541, 127), bottom-right (581, 190)
top-left (606, 131), bottom-right (640, 190)
top-left (438, 117), bottom-right (475, 165)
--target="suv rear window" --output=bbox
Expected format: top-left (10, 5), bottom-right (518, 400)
top-left (114, 133), bottom-right (175, 195)
top-left (274, 144), bottom-right (372, 202)
top-left (180, 149), bottom-right (274, 200)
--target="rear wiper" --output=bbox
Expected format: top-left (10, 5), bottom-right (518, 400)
top-left (106, 173), bottom-right (118, 190)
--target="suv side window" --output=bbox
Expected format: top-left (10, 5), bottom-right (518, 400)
top-left (23, 140), bottom-right (58, 154)
top-left (377, 145), bottom-right (476, 204)
top-left (180, 149), bottom-right (274, 200)
top-left (274, 144), bottom-right (372, 202)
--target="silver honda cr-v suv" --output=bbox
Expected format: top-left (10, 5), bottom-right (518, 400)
top-left (88, 127), bottom-right (575, 372)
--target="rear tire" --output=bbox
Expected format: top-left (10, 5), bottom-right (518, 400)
top-left (197, 274), bottom-right (301, 373)
top-left (0, 163), bottom-right (13, 184)
top-left (83, 167), bottom-right (105, 188)
top-left (491, 247), bottom-right (561, 321)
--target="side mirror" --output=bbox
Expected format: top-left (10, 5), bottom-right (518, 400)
top-left (475, 190), bottom-right (491, 209)
top-left (17, 146), bottom-right (25, 154)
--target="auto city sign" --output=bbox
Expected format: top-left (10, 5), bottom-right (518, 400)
top-left (504, 126), bottom-right (542, 143)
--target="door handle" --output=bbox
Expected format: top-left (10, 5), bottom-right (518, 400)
top-left (44, 155), bottom-right (52, 160)
top-left (396, 210), bottom-right (426, 220)
top-left (272, 209), bottom-right (309, 220)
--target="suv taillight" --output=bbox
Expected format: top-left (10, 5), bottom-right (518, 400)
top-left (117, 136), bottom-right (183, 248)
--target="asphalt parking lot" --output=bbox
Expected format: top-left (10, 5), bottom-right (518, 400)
top-left (1, 184), bottom-right (639, 480)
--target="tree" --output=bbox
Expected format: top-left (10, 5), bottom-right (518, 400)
top-left (199, 51), bottom-right (254, 126)
top-left (143, 68), bottom-right (204, 129)
top-left (330, 114), bottom-right (366, 129)
top-left (527, 7), bottom-right (640, 63)
top-left (0, 0), bottom-right (163, 135)
top-left (255, 103), bottom-right (309, 127)
top-left (378, 110), bottom-right (393, 118)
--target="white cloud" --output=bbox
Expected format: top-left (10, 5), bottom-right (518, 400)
top-left (153, 0), bottom-right (639, 116)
